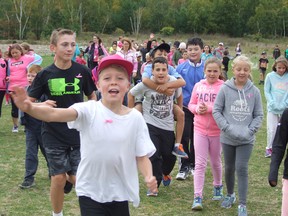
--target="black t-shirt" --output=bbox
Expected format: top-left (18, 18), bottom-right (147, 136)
top-left (259, 58), bottom-right (269, 69)
top-left (29, 61), bottom-right (96, 148)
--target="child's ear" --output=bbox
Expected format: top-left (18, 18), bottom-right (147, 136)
top-left (125, 82), bottom-right (130, 92)
top-left (49, 44), bottom-right (55, 53)
top-left (96, 82), bottom-right (100, 91)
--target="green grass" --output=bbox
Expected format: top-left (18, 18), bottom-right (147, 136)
top-left (0, 55), bottom-right (283, 216)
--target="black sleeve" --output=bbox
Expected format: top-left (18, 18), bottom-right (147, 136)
top-left (83, 68), bottom-right (97, 96)
top-left (268, 108), bottom-right (288, 186)
top-left (147, 40), bottom-right (152, 52)
top-left (84, 46), bottom-right (89, 54)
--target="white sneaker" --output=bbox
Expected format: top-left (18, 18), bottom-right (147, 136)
top-left (191, 167), bottom-right (195, 176)
top-left (176, 171), bottom-right (187, 180)
top-left (12, 126), bottom-right (19, 133)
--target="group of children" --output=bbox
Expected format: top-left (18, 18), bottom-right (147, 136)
top-left (6, 28), bottom-right (288, 216)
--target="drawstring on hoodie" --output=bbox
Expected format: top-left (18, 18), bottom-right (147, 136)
top-left (237, 89), bottom-right (248, 109)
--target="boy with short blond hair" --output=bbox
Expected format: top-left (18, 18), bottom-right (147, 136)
top-left (28, 28), bottom-right (97, 216)
top-left (19, 64), bottom-right (49, 189)
top-left (11, 54), bottom-right (157, 215)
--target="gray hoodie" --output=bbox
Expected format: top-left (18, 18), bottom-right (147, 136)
top-left (213, 78), bottom-right (263, 146)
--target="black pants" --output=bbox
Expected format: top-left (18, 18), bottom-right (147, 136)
top-left (10, 94), bottom-right (19, 118)
top-left (147, 124), bottom-right (176, 187)
top-left (180, 107), bottom-right (195, 170)
top-left (0, 90), bottom-right (5, 117)
top-left (79, 196), bottom-right (129, 216)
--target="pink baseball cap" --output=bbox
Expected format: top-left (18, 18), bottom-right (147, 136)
top-left (97, 54), bottom-right (133, 78)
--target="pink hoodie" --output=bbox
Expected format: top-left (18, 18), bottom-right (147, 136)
top-left (8, 55), bottom-right (34, 91)
top-left (188, 79), bottom-right (224, 136)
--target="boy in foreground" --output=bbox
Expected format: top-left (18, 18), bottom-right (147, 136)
top-left (11, 54), bottom-right (157, 216)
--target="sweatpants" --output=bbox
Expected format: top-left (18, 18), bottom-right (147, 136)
top-left (266, 112), bottom-right (281, 149)
top-left (147, 124), bottom-right (176, 187)
top-left (193, 131), bottom-right (222, 197)
top-left (222, 143), bottom-right (253, 205)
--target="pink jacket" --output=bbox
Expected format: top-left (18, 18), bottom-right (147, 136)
top-left (8, 55), bottom-right (35, 91)
top-left (188, 79), bottom-right (224, 136)
top-left (116, 50), bottom-right (137, 73)
top-left (0, 58), bottom-right (7, 90)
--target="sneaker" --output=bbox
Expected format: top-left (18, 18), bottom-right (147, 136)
top-left (221, 193), bottom-right (236, 208)
top-left (12, 126), bottom-right (19, 133)
top-left (19, 180), bottom-right (35, 189)
top-left (176, 167), bottom-right (189, 180)
top-left (162, 175), bottom-right (172, 186)
top-left (212, 185), bottom-right (223, 200)
top-left (238, 204), bottom-right (247, 216)
top-left (146, 189), bottom-right (158, 197)
top-left (191, 196), bottom-right (203, 210)
top-left (265, 148), bottom-right (272, 158)
top-left (190, 167), bottom-right (195, 176)
top-left (172, 144), bottom-right (188, 158)
top-left (64, 181), bottom-right (73, 194)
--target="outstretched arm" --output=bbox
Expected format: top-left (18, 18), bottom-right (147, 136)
top-left (11, 86), bottom-right (78, 122)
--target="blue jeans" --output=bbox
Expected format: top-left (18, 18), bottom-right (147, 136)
top-left (24, 128), bottom-right (49, 182)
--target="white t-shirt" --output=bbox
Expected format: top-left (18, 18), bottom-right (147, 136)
top-left (67, 100), bottom-right (155, 207)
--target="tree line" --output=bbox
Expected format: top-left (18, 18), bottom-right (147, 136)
top-left (0, 0), bottom-right (287, 40)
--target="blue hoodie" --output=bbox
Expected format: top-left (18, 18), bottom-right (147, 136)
top-left (264, 71), bottom-right (288, 115)
top-left (213, 78), bottom-right (263, 146)
top-left (176, 60), bottom-right (205, 107)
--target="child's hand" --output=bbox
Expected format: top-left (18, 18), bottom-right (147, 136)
top-left (149, 33), bottom-right (154, 40)
top-left (156, 83), bottom-right (169, 93)
top-left (145, 176), bottom-right (157, 193)
top-left (197, 102), bottom-right (208, 115)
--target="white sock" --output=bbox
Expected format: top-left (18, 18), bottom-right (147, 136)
top-left (175, 143), bottom-right (180, 147)
top-left (52, 211), bottom-right (63, 216)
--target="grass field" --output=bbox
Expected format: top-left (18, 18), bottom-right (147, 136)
top-left (0, 53), bottom-right (283, 216)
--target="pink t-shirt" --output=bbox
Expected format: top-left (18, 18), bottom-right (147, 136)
top-left (167, 51), bottom-right (174, 66)
top-left (116, 50), bottom-right (137, 72)
top-left (8, 55), bottom-right (35, 91)
top-left (0, 58), bottom-right (7, 90)
top-left (178, 58), bottom-right (187, 65)
top-left (76, 56), bottom-right (87, 65)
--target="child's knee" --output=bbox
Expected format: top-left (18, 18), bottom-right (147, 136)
top-left (173, 105), bottom-right (184, 122)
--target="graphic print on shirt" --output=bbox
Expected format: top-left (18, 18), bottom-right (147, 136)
top-left (196, 85), bottom-right (217, 103)
top-left (48, 77), bottom-right (80, 96)
top-left (230, 98), bottom-right (250, 122)
top-left (11, 61), bottom-right (24, 66)
top-left (150, 93), bottom-right (172, 119)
